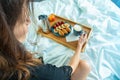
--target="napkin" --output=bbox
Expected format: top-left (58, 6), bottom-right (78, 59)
top-left (66, 27), bottom-right (80, 42)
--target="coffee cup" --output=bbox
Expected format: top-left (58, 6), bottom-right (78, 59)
top-left (73, 24), bottom-right (83, 36)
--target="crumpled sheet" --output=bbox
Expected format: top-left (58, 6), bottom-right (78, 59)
top-left (23, 0), bottom-right (120, 80)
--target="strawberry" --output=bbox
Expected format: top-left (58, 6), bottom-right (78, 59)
top-left (58, 22), bottom-right (61, 26)
top-left (56, 23), bottom-right (59, 27)
top-left (61, 21), bottom-right (64, 24)
top-left (53, 25), bottom-right (57, 28)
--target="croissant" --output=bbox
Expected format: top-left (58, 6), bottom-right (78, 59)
top-left (61, 28), bottom-right (68, 34)
top-left (64, 23), bottom-right (70, 27)
top-left (54, 28), bottom-right (58, 33)
top-left (65, 27), bottom-right (71, 32)
top-left (58, 30), bottom-right (64, 36)
top-left (61, 24), bottom-right (65, 28)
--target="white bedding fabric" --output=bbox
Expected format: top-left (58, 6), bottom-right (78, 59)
top-left (23, 0), bottom-right (120, 80)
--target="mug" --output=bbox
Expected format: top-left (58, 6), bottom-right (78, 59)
top-left (73, 24), bottom-right (83, 36)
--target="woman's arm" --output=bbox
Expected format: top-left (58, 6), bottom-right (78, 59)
top-left (68, 34), bottom-right (87, 73)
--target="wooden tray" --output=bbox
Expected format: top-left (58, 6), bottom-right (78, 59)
top-left (38, 14), bottom-right (92, 52)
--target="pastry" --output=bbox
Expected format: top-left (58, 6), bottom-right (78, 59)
top-left (64, 23), bottom-right (70, 27)
top-left (52, 21), bottom-right (71, 36)
top-left (58, 26), bottom-right (62, 29)
top-left (58, 30), bottom-right (64, 36)
top-left (54, 28), bottom-right (58, 33)
top-left (65, 27), bottom-right (71, 32)
top-left (61, 28), bottom-right (68, 34)
top-left (61, 24), bottom-right (65, 28)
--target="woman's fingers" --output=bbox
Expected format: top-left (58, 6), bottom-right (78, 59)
top-left (83, 34), bottom-right (87, 40)
top-left (78, 34), bottom-right (87, 46)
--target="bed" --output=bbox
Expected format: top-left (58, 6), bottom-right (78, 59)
top-left (23, 0), bottom-right (120, 80)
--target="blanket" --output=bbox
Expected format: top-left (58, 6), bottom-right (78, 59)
top-left (23, 0), bottom-right (120, 80)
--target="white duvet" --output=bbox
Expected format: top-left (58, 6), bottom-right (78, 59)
top-left (23, 0), bottom-right (120, 80)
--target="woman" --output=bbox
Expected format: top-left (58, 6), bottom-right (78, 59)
top-left (0, 0), bottom-right (90, 80)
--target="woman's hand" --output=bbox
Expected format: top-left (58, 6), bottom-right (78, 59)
top-left (77, 34), bottom-right (87, 49)
top-left (69, 34), bottom-right (88, 73)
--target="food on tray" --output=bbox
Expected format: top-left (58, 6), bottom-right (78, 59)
top-left (48, 14), bottom-right (56, 22)
top-left (61, 28), bottom-right (68, 34)
top-left (51, 21), bottom-right (71, 36)
top-left (58, 30), bottom-right (64, 36)
top-left (65, 25), bottom-right (71, 32)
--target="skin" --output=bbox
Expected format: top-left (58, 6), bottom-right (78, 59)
top-left (69, 34), bottom-right (91, 80)
top-left (14, 17), bottom-right (30, 42)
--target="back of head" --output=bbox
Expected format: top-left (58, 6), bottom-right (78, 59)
top-left (0, 0), bottom-right (40, 80)
top-left (0, 0), bottom-right (23, 70)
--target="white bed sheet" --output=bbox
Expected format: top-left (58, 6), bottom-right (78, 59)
top-left (23, 0), bottom-right (120, 80)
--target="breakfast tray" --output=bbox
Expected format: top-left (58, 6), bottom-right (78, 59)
top-left (38, 14), bottom-right (92, 52)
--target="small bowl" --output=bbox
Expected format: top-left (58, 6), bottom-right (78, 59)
top-left (73, 24), bottom-right (83, 36)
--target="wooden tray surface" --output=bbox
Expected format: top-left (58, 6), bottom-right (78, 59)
top-left (38, 14), bottom-right (92, 52)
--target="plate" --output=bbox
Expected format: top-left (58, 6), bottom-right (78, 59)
top-left (50, 21), bottom-right (72, 37)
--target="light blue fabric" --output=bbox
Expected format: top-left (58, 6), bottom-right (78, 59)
top-left (23, 0), bottom-right (120, 80)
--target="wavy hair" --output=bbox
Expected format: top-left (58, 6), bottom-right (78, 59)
top-left (0, 0), bottom-right (41, 80)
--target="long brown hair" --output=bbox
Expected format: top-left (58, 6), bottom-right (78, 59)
top-left (0, 0), bottom-right (41, 80)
